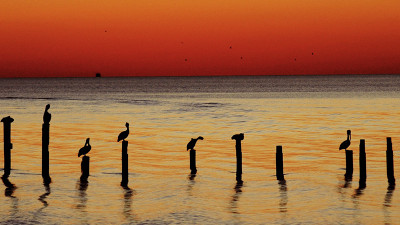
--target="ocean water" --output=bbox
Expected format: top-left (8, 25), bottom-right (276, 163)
top-left (0, 75), bottom-right (400, 224)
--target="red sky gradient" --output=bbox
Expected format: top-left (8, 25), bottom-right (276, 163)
top-left (1, 0), bottom-right (399, 77)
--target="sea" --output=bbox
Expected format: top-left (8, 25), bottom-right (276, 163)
top-left (0, 75), bottom-right (400, 224)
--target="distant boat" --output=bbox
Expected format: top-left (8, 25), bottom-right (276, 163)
top-left (96, 73), bottom-right (101, 78)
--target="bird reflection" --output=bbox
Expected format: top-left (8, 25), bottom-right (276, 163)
top-left (76, 179), bottom-right (89, 210)
top-left (230, 182), bottom-right (243, 214)
top-left (122, 185), bottom-right (136, 221)
top-left (278, 180), bottom-right (288, 213)
top-left (38, 183), bottom-right (51, 207)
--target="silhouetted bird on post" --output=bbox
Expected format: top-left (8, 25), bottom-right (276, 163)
top-left (78, 138), bottom-right (91, 157)
top-left (187, 136), bottom-right (204, 151)
top-left (231, 133), bottom-right (244, 141)
top-left (118, 122), bottom-right (130, 142)
top-left (339, 130), bottom-right (351, 150)
top-left (43, 104), bottom-right (51, 123)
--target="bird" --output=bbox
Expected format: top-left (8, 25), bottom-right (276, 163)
top-left (118, 122), bottom-right (130, 142)
top-left (231, 133), bottom-right (244, 141)
top-left (78, 138), bottom-right (91, 157)
top-left (43, 104), bottom-right (51, 124)
top-left (187, 136), bottom-right (204, 151)
top-left (339, 130), bottom-right (351, 150)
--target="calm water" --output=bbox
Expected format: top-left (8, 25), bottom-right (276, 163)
top-left (0, 75), bottom-right (400, 224)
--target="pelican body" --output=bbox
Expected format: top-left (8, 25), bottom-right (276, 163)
top-left (43, 104), bottom-right (51, 124)
top-left (187, 136), bottom-right (204, 151)
top-left (118, 122), bottom-right (130, 142)
top-left (78, 138), bottom-right (91, 157)
top-left (339, 130), bottom-right (351, 150)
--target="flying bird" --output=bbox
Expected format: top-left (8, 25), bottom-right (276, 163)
top-left (78, 138), bottom-right (91, 157)
top-left (339, 130), bottom-right (351, 150)
top-left (118, 122), bottom-right (130, 142)
top-left (43, 104), bottom-right (51, 123)
top-left (187, 136), bottom-right (204, 151)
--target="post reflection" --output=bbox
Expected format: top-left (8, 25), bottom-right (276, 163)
top-left (122, 185), bottom-right (136, 221)
top-left (38, 183), bottom-right (51, 207)
top-left (186, 174), bottom-right (196, 196)
top-left (352, 181), bottom-right (366, 199)
top-left (383, 184), bottom-right (395, 224)
top-left (4, 184), bottom-right (18, 220)
top-left (230, 182), bottom-right (243, 214)
top-left (2, 176), bottom-right (15, 189)
top-left (384, 184), bottom-right (395, 207)
top-left (75, 179), bottom-right (89, 210)
top-left (278, 180), bottom-right (288, 213)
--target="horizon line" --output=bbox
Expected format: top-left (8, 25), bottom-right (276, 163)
top-left (1, 73), bottom-right (399, 79)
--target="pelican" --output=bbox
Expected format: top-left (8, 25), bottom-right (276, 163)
top-left (339, 130), bottom-right (351, 150)
top-left (78, 138), bottom-right (91, 157)
top-left (43, 104), bottom-right (51, 123)
top-left (187, 136), bottom-right (204, 151)
top-left (231, 133), bottom-right (244, 141)
top-left (118, 122), bottom-right (129, 142)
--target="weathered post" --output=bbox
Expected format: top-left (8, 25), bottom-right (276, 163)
top-left (80, 156), bottom-right (90, 181)
top-left (345, 150), bottom-right (353, 180)
top-left (386, 137), bottom-right (395, 186)
top-left (276, 145), bottom-right (284, 180)
top-left (232, 133), bottom-right (244, 183)
top-left (121, 140), bottom-right (129, 186)
top-left (190, 149), bottom-right (197, 174)
top-left (42, 123), bottom-right (51, 183)
top-left (359, 139), bottom-right (366, 186)
top-left (1, 116), bottom-right (14, 179)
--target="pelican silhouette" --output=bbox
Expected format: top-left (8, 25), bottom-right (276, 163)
top-left (78, 138), bottom-right (91, 157)
top-left (339, 130), bottom-right (351, 150)
top-left (118, 122), bottom-right (129, 142)
top-left (187, 136), bottom-right (204, 151)
top-left (43, 104), bottom-right (51, 123)
top-left (231, 133), bottom-right (244, 141)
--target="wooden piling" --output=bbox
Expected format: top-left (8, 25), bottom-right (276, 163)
top-left (359, 139), bottom-right (366, 184)
top-left (1, 116), bottom-right (14, 179)
top-left (121, 140), bottom-right (129, 186)
top-left (190, 149), bottom-right (197, 174)
top-left (42, 123), bottom-right (51, 183)
top-left (276, 146), bottom-right (284, 180)
top-left (80, 156), bottom-right (90, 181)
top-left (386, 137), bottom-right (395, 185)
top-left (235, 139), bottom-right (242, 182)
top-left (345, 150), bottom-right (353, 180)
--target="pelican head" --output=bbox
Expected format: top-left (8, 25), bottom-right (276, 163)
top-left (45, 104), bottom-right (50, 110)
top-left (347, 130), bottom-right (351, 140)
top-left (86, 138), bottom-right (90, 143)
top-left (197, 136), bottom-right (204, 140)
top-left (126, 122), bottom-right (129, 128)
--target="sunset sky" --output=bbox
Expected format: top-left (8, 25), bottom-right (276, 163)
top-left (1, 0), bottom-right (399, 77)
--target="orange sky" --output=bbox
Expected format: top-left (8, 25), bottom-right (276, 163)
top-left (1, 0), bottom-right (399, 77)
